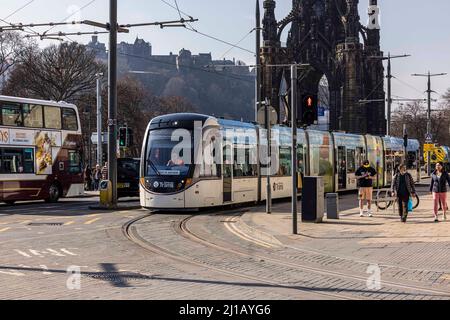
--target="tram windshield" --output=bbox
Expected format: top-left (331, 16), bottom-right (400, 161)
top-left (145, 128), bottom-right (193, 177)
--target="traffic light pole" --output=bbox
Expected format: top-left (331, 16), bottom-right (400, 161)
top-left (291, 65), bottom-right (298, 235)
top-left (108, 0), bottom-right (118, 207)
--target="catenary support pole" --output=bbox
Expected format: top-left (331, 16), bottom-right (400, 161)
top-left (108, 0), bottom-right (118, 206)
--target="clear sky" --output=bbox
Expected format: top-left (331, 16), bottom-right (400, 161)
top-left (1, 0), bottom-right (450, 108)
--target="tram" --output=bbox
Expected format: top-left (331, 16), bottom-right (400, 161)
top-left (140, 113), bottom-right (421, 210)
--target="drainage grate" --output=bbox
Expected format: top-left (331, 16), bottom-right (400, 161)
top-left (28, 222), bottom-right (64, 227)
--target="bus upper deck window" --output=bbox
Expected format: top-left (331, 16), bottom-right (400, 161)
top-left (62, 108), bottom-right (78, 131)
top-left (44, 106), bottom-right (61, 129)
top-left (23, 104), bottom-right (43, 128)
top-left (1, 103), bottom-right (23, 127)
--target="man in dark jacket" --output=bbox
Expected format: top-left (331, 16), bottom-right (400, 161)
top-left (429, 161), bottom-right (450, 222)
top-left (392, 164), bottom-right (416, 222)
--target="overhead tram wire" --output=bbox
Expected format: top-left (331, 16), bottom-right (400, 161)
top-left (219, 28), bottom-right (256, 61)
top-left (4, 0), bottom-right (36, 21)
top-left (41, 0), bottom-right (97, 36)
top-left (392, 75), bottom-right (425, 96)
top-left (161, 0), bottom-right (255, 55)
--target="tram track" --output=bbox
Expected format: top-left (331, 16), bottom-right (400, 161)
top-left (123, 212), bottom-right (450, 300)
top-left (179, 214), bottom-right (450, 300)
top-left (123, 213), bottom-right (354, 300)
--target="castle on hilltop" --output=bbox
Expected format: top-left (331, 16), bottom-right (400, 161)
top-left (87, 36), bottom-right (253, 77)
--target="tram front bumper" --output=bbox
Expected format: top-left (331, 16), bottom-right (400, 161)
top-left (140, 186), bottom-right (185, 209)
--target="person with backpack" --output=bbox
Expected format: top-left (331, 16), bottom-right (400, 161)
top-left (392, 164), bottom-right (416, 223)
top-left (429, 161), bottom-right (450, 222)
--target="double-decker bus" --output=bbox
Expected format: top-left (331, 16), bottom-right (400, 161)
top-left (0, 95), bottom-right (83, 204)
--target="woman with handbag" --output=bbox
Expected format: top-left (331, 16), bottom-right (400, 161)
top-left (392, 164), bottom-right (416, 223)
top-left (429, 161), bottom-right (450, 222)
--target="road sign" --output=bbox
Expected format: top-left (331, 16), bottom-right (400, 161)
top-left (91, 133), bottom-right (108, 144)
top-left (425, 133), bottom-right (433, 143)
top-left (423, 143), bottom-right (436, 152)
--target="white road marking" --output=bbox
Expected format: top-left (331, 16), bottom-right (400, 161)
top-left (60, 249), bottom-right (77, 256)
top-left (29, 250), bottom-right (45, 257)
top-left (46, 249), bottom-right (66, 257)
top-left (15, 250), bottom-right (32, 258)
top-left (0, 270), bottom-right (25, 277)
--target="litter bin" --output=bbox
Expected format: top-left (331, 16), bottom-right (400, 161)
top-left (326, 193), bottom-right (339, 219)
top-left (99, 180), bottom-right (112, 206)
top-left (302, 176), bottom-right (324, 223)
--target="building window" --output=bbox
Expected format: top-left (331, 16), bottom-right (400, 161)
top-left (62, 108), bottom-right (78, 131)
top-left (1, 103), bottom-right (22, 127)
top-left (0, 148), bottom-right (34, 174)
top-left (23, 104), bottom-right (43, 128)
top-left (44, 106), bottom-right (61, 129)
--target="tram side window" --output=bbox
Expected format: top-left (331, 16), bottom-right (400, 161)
top-left (68, 150), bottom-right (82, 174)
top-left (0, 148), bottom-right (34, 174)
top-left (278, 147), bottom-right (291, 176)
top-left (23, 104), bottom-right (43, 128)
top-left (44, 106), bottom-right (61, 129)
top-left (347, 149), bottom-right (356, 173)
top-left (62, 108), bottom-right (78, 131)
top-left (233, 147), bottom-right (257, 177)
top-left (1, 103), bottom-right (23, 127)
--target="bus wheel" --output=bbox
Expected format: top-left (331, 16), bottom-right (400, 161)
top-left (46, 183), bottom-right (61, 203)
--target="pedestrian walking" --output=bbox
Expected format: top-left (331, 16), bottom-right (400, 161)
top-left (355, 160), bottom-right (377, 217)
top-left (392, 164), bottom-right (416, 223)
top-left (101, 162), bottom-right (109, 181)
top-left (84, 165), bottom-right (92, 191)
top-left (93, 164), bottom-right (101, 190)
top-left (429, 161), bottom-right (450, 222)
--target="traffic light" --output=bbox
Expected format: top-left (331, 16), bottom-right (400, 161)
top-left (119, 127), bottom-right (127, 147)
top-left (118, 127), bottom-right (134, 148)
top-left (299, 94), bottom-right (318, 126)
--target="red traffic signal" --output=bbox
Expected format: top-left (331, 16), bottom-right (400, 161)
top-left (300, 94), bottom-right (318, 126)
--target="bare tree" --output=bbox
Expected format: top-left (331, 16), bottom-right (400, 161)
top-left (391, 101), bottom-right (450, 146)
top-left (2, 42), bottom-right (104, 102)
top-left (0, 31), bottom-right (33, 78)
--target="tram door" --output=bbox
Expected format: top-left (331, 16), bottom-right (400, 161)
top-left (337, 146), bottom-right (347, 190)
top-left (223, 144), bottom-right (232, 202)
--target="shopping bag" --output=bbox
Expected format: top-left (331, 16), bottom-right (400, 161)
top-left (408, 198), bottom-right (413, 212)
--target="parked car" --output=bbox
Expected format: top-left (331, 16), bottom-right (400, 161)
top-left (117, 158), bottom-right (140, 198)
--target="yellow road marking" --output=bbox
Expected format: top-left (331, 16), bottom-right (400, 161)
top-left (64, 221), bottom-right (75, 226)
top-left (0, 227), bottom-right (11, 233)
top-left (20, 220), bottom-right (32, 225)
top-left (84, 217), bottom-right (101, 225)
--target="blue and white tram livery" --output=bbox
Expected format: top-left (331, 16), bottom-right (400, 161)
top-left (140, 113), bottom-right (421, 210)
